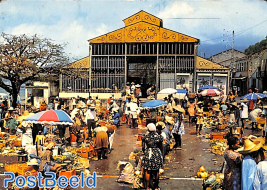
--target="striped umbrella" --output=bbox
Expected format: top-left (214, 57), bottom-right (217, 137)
top-left (240, 93), bottom-right (266, 101)
top-left (25, 110), bottom-right (73, 125)
top-left (199, 89), bottom-right (223, 97)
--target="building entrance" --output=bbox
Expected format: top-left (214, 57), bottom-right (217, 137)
top-left (127, 56), bottom-right (156, 97)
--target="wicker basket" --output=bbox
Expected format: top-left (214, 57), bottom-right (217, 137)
top-left (216, 124), bottom-right (227, 130)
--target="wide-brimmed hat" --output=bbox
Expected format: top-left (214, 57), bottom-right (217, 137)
top-left (197, 101), bottom-right (203, 105)
top-left (89, 106), bottom-right (96, 110)
top-left (131, 82), bottom-right (135, 85)
top-left (126, 82), bottom-right (130, 85)
top-left (156, 121), bottom-right (166, 129)
top-left (113, 107), bottom-right (119, 112)
top-left (240, 98), bottom-right (249, 102)
top-left (231, 102), bottom-right (238, 107)
top-left (136, 84), bottom-right (141, 88)
top-left (27, 158), bottom-right (39, 166)
top-left (8, 107), bottom-right (15, 111)
top-left (212, 105), bottom-right (220, 112)
top-left (173, 105), bottom-right (185, 113)
top-left (238, 139), bottom-right (263, 154)
top-left (165, 116), bottom-right (174, 125)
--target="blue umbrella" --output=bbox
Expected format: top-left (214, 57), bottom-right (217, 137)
top-left (199, 86), bottom-right (218, 90)
top-left (142, 100), bottom-right (167, 108)
top-left (240, 93), bottom-right (265, 100)
top-left (176, 89), bottom-right (188, 93)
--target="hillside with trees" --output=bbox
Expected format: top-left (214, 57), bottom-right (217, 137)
top-left (245, 37), bottom-right (267, 55)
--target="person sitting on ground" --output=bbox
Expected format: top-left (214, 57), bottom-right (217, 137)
top-left (39, 142), bottom-right (62, 173)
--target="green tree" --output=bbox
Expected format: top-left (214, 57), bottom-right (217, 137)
top-left (245, 37), bottom-right (267, 55)
top-left (0, 33), bottom-right (69, 108)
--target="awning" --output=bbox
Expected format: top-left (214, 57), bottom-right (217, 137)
top-left (177, 73), bottom-right (190, 76)
top-left (198, 73), bottom-right (212, 76)
top-left (214, 74), bottom-right (228, 77)
top-left (232, 77), bottom-right (247, 80)
top-left (25, 86), bottom-right (49, 89)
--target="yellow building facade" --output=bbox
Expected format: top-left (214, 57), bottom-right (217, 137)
top-left (88, 10), bottom-right (199, 93)
top-left (196, 56), bottom-right (230, 94)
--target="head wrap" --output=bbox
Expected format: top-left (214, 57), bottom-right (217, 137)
top-left (147, 123), bottom-right (156, 132)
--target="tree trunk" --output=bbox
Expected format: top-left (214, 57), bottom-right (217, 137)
top-left (11, 81), bottom-right (19, 108)
top-left (11, 92), bottom-right (18, 108)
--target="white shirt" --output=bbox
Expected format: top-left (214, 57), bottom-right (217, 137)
top-left (85, 109), bottom-right (96, 121)
top-left (240, 102), bottom-right (248, 118)
top-left (129, 102), bottom-right (138, 112)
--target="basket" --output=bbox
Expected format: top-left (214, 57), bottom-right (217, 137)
top-left (216, 124), bottom-right (227, 130)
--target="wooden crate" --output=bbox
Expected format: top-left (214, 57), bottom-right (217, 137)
top-left (210, 132), bottom-right (227, 140)
top-left (59, 169), bottom-right (76, 179)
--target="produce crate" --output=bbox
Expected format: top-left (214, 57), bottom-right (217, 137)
top-left (210, 132), bottom-right (227, 140)
top-left (59, 169), bottom-right (76, 179)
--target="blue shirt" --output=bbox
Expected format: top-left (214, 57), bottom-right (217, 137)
top-left (242, 155), bottom-right (257, 190)
top-left (253, 161), bottom-right (267, 190)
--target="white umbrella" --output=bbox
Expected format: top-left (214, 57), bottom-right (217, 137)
top-left (158, 88), bottom-right (177, 94)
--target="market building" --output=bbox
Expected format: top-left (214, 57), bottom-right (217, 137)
top-left (60, 10), bottom-right (234, 98)
top-left (87, 10), bottom-right (200, 94)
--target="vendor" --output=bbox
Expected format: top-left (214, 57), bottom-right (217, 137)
top-left (40, 100), bottom-right (47, 111)
top-left (93, 124), bottom-right (109, 160)
top-left (4, 109), bottom-right (18, 135)
top-left (39, 142), bottom-right (61, 173)
top-left (111, 108), bottom-right (120, 127)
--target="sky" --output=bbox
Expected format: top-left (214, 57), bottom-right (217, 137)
top-left (0, 0), bottom-right (267, 60)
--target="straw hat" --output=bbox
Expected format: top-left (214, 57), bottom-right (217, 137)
top-left (46, 142), bottom-right (55, 149)
top-left (156, 121), bottom-right (166, 129)
top-left (135, 84), bottom-right (141, 88)
top-left (23, 110), bottom-right (29, 116)
top-left (231, 102), bottom-right (238, 107)
top-left (238, 139), bottom-right (263, 154)
top-left (27, 158), bottom-right (39, 166)
top-left (8, 107), bottom-right (15, 111)
top-left (197, 101), bottom-right (203, 105)
top-left (165, 116), bottom-right (174, 125)
top-left (240, 98), bottom-right (249, 102)
top-left (173, 105), bottom-right (185, 113)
